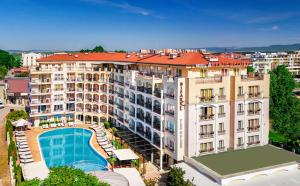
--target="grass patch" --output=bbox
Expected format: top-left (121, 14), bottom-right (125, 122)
top-left (193, 145), bottom-right (300, 175)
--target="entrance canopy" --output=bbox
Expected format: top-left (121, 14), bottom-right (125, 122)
top-left (113, 149), bottom-right (139, 161)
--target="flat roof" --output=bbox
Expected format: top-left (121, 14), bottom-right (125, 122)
top-left (193, 145), bottom-right (300, 176)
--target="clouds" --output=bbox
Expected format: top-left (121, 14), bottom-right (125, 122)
top-left (80, 0), bottom-right (164, 19)
top-left (246, 12), bottom-right (300, 24)
top-left (272, 25), bottom-right (279, 31)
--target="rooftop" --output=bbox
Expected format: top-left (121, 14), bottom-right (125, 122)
top-left (193, 145), bottom-right (300, 176)
top-left (6, 78), bottom-right (29, 94)
top-left (37, 52), bottom-right (251, 67)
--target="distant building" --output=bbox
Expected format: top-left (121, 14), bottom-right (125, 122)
top-left (249, 51), bottom-right (300, 75)
top-left (6, 77), bottom-right (29, 105)
top-left (22, 52), bottom-right (42, 67)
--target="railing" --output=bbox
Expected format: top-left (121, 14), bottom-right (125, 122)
top-left (165, 110), bottom-right (175, 116)
top-left (248, 125), bottom-right (260, 132)
top-left (200, 96), bottom-right (215, 102)
top-left (217, 130), bottom-right (225, 135)
top-left (248, 92), bottom-right (261, 99)
top-left (200, 114), bottom-right (214, 120)
top-left (237, 111), bottom-right (244, 115)
top-left (218, 95), bottom-right (226, 100)
top-left (218, 113), bottom-right (225, 118)
top-left (237, 128), bottom-right (244, 132)
top-left (247, 141), bottom-right (260, 146)
top-left (165, 93), bottom-right (175, 99)
top-left (196, 76), bottom-right (222, 84)
top-left (165, 127), bottom-right (174, 134)
top-left (199, 132), bottom-right (214, 138)
top-left (153, 106), bottom-right (161, 114)
top-left (200, 148), bottom-right (214, 153)
top-left (165, 145), bottom-right (174, 152)
top-left (248, 109), bottom-right (261, 115)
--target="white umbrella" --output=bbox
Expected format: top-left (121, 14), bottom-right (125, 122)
top-left (12, 119), bottom-right (29, 128)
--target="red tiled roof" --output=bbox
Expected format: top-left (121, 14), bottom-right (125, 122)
top-left (6, 78), bottom-right (29, 94)
top-left (37, 52), bottom-right (249, 67)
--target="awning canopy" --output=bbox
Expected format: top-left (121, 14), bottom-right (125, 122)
top-left (113, 149), bottom-right (139, 161)
top-left (21, 161), bottom-right (49, 180)
top-left (12, 119), bottom-right (30, 127)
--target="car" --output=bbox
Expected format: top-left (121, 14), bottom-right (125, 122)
top-left (0, 100), bottom-right (4, 109)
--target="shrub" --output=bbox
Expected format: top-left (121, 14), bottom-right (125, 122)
top-left (111, 127), bottom-right (117, 135)
top-left (20, 179), bottom-right (41, 186)
top-left (42, 167), bottom-right (109, 186)
top-left (167, 167), bottom-right (195, 186)
top-left (7, 110), bottom-right (28, 121)
top-left (103, 121), bottom-right (110, 129)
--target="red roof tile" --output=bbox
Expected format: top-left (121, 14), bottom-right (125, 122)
top-left (6, 78), bottom-right (29, 94)
top-left (37, 52), bottom-right (249, 67)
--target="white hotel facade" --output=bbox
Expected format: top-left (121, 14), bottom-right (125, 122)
top-left (29, 52), bottom-right (270, 169)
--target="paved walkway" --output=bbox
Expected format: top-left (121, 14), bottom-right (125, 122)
top-left (0, 106), bottom-right (24, 186)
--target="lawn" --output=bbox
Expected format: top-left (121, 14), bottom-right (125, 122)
top-left (193, 145), bottom-right (300, 176)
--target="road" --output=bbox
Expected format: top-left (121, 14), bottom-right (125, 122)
top-left (0, 105), bottom-right (25, 186)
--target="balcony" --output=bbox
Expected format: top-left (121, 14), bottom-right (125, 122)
top-left (237, 111), bottom-right (244, 115)
top-left (153, 105), bottom-right (161, 114)
top-left (165, 145), bottom-right (174, 152)
top-left (117, 104), bottom-right (124, 110)
top-left (248, 92), bottom-right (261, 99)
top-left (145, 102), bottom-right (152, 110)
top-left (144, 87), bottom-right (152, 95)
top-left (137, 86), bottom-right (144, 93)
top-left (200, 148), bottom-right (214, 153)
top-left (129, 98), bottom-right (135, 104)
top-left (117, 116), bottom-right (124, 122)
top-left (165, 110), bottom-right (175, 116)
top-left (118, 93), bottom-right (124, 98)
top-left (154, 89), bottom-right (161, 98)
top-left (218, 95), bottom-right (226, 101)
top-left (153, 119), bottom-right (161, 130)
top-left (218, 130), bottom-right (225, 135)
top-left (165, 93), bottom-right (175, 99)
top-left (145, 116), bottom-right (152, 125)
top-left (129, 111), bottom-right (135, 117)
top-left (125, 94), bottom-right (130, 99)
top-left (153, 138), bottom-right (161, 147)
top-left (218, 113), bottom-right (225, 118)
top-left (237, 128), bottom-right (244, 132)
top-left (199, 132), bottom-right (214, 138)
top-left (165, 127), bottom-right (174, 134)
top-left (109, 100), bottom-right (114, 105)
top-left (218, 146), bottom-right (225, 151)
top-left (137, 113), bottom-right (144, 122)
top-left (200, 114), bottom-right (214, 120)
top-left (145, 132), bottom-right (152, 140)
top-left (248, 125), bottom-right (260, 132)
top-left (137, 126), bottom-right (145, 136)
top-left (137, 99), bottom-right (144, 107)
top-left (237, 94), bottom-right (245, 99)
top-left (124, 106), bottom-right (129, 111)
top-left (67, 88), bottom-right (75, 92)
top-left (130, 85), bottom-right (135, 90)
top-left (200, 96), bottom-right (215, 103)
top-left (247, 141), bottom-right (260, 146)
top-left (248, 109), bottom-right (261, 115)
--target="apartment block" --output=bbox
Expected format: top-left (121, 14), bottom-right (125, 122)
top-left (29, 52), bottom-right (269, 169)
top-left (248, 51), bottom-right (300, 75)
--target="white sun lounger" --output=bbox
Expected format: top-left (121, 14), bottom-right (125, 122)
top-left (19, 151), bottom-right (31, 156)
top-left (15, 133), bottom-right (25, 137)
top-left (102, 144), bottom-right (113, 149)
top-left (50, 123), bottom-right (57, 128)
top-left (20, 158), bottom-right (34, 164)
top-left (104, 147), bottom-right (113, 152)
top-left (42, 124), bottom-right (49, 129)
top-left (60, 123), bottom-right (65, 127)
top-left (20, 154), bottom-right (33, 159)
top-left (16, 139), bottom-right (27, 142)
top-left (68, 122), bottom-right (74, 127)
top-left (15, 131), bottom-right (25, 134)
top-left (18, 144), bottom-right (29, 149)
top-left (107, 151), bottom-right (112, 156)
top-left (16, 136), bottom-right (27, 140)
top-left (18, 147), bottom-right (30, 152)
top-left (17, 142), bottom-right (28, 146)
top-left (97, 138), bottom-right (107, 142)
top-left (99, 142), bottom-right (108, 146)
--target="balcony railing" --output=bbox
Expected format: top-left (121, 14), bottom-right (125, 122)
top-left (200, 96), bottom-right (215, 102)
top-left (165, 145), bottom-right (174, 152)
top-left (218, 130), bottom-right (225, 135)
top-left (165, 110), bottom-right (175, 116)
top-left (199, 132), bottom-right (214, 138)
top-left (247, 141), bottom-right (260, 146)
top-left (248, 109), bottom-right (261, 115)
top-left (237, 111), bottom-right (244, 115)
top-left (248, 92), bottom-right (261, 99)
top-left (247, 125), bottom-right (260, 132)
top-left (200, 148), bottom-right (214, 153)
top-left (237, 128), bottom-right (244, 132)
top-left (200, 114), bottom-right (214, 120)
top-left (153, 106), bottom-right (161, 114)
top-left (130, 98), bottom-right (135, 104)
top-left (218, 113), bottom-right (225, 118)
top-left (218, 95), bottom-right (226, 100)
top-left (165, 93), bottom-right (175, 99)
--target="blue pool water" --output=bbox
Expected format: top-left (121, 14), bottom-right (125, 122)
top-left (39, 128), bottom-right (108, 172)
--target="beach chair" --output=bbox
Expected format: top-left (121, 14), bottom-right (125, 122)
top-left (20, 158), bottom-right (34, 164)
top-left (102, 144), bottom-right (113, 149)
top-left (68, 122), bottom-right (74, 127)
top-left (17, 141), bottom-right (28, 146)
top-left (42, 124), bottom-right (49, 129)
top-left (16, 139), bottom-right (27, 143)
top-left (97, 138), bottom-right (107, 142)
top-left (19, 151), bottom-right (32, 156)
top-left (104, 147), bottom-right (113, 152)
top-left (15, 133), bottom-right (25, 137)
top-left (107, 151), bottom-right (112, 156)
top-left (16, 136), bottom-right (27, 140)
top-left (18, 144), bottom-right (29, 149)
top-left (60, 123), bottom-right (65, 127)
top-left (19, 154), bottom-right (33, 159)
top-left (18, 148), bottom-right (31, 152)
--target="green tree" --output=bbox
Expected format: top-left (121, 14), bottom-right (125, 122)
top-left (270, 65), bottom-right (300, 141)
top-left (247, 66), bottom-right (254, 73)
top-left (0, 50), bottom-right (20, 69)
top-left (114, 50), bottom-right (126, 53)
top-left (92, 45), bottom-right (105, 52)
top-left (0, 65), bottom-right (8, 80)
top-left (167, 167), bottom-right (194, 186)
top-left (42, 167), bottom-right (109, 186)
top-left (108, 157), bottom-right (117, 170)
top-left (20, 179), bottom-right (41, 186)
top-left (7, 110), bottom-right (29, 121)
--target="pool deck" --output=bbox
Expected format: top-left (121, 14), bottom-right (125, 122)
top-left (25, 125), bottom-right (109, 162)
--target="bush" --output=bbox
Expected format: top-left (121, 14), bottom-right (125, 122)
top-left (42, 167), bottom-right (109, 186)
top-left (111, 127), bottom-right (117, 135)
top-left (7, 110), bottom-right (28, 121)
top-left (103, 121), bottom-right (111, 129)
top-left (167, 167), bottom-right (195, 186)
top-left (20, 179), bottom-right (41, 186)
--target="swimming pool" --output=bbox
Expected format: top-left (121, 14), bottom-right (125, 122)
top-left (39, 128), bottom-right (108, 172)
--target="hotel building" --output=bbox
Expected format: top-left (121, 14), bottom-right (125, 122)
top-left (29, 52), bottom-right (269, 169)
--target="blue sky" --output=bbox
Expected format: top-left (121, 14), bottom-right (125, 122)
top-left (1, 0), bottom-right (300, 51)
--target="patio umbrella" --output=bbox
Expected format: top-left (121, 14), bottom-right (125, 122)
top-left (12, 119), bottom-right (30, 130)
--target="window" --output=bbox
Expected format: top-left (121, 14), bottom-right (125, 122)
top-left (238, 137), bottom-right (243, 146)
top-left (238, 86), bottom-right (243, 96)
top-left (200, 142), bottom-right (213, 152)
top-left (219, 88), bottom-right (224, 96)
top-left (200, 124), bottom-right (213, 135)
top-left (200, 89), bottom-right (213, 98)
top-left (218, 140), bottom-right (224, 148)
top-left (218, 123), bottom-right (224, 132)
top-left (237, 103), bottom-right (243, 113)
top-left (219, 105), bottom-right (224, 114)
top-left (54, 105), bottom-right (63, 111)
top-left (238, 120), bottom-right (244, 130)
top-left (248, 119), bottom-right (259, 130)
top-left (248, 86), bottom-right (260, 97)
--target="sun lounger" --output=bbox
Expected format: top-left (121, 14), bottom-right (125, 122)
top-left (16, 136), bottom-right (27, 140)
top-left (50, 123), bottom-right (57, 128)
top-left (102, 144), bottom-right (113, 149)
top-left (42, 124), bottom-right (49, 129)
top-left (20, 158), bottom-right (34, 164)
top-left (68, 122), bottom-right (74, 127)
top-left (19, 154), bottom-right (33, 159)
top-left (17, 142), bottom-right (28, 146)
top-left (18, 144), bottom-right (29, 149)
top-left (16, 139), bottom-right (27, 142)
top-left (104, 147), bottom-right (113, 152)
top-left (15, 133), bottom-right (25, 137)
top-left (19, 151), bottom-right (32, 156)
top-left (60, 123), bottom-right (65, 127)
top-left (99, 141), bottom-right (108, 146)
top-left (97, 138), bottom-right (107, 142)
top-left (15, 131), bottom-right (25, 134)
top-left (18, 147), bottom-right (30, 152)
